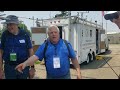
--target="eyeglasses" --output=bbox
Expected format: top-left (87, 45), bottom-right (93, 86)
top-left (109, 12), bottom-right (119, 22)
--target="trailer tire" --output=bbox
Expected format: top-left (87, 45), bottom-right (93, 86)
top-left (88, 53), bottom-right (92, 62)
top-left (84, 53), bottom-right (91, 65)
top-left (92, 51), bottom-right (96, 61)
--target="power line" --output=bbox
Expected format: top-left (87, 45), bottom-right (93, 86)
top-left (19, 17), bottom-right (37, 20)
top-left (19, 16), bottom-right (39, 27)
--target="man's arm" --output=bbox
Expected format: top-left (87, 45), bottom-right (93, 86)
top-left (29, 48), bottom-right (35, 67)
top-left (0, 49), bottom-right (4, 79)
top-left (66, 42), bottom-right (82, 79)
top-left (28, 48), bottom-right (36, 79)
top-left (0, 49), bottom-right (3, 70)
top-left (16, 43), bottom-right (45, 73)
top-left (71, 57), bottom-right (82, 79)
top-left (29, 48), bottom-right (34, 56)
top-left (15, 55), bottom-right (39, 73)
top-left (28, 48), bottom-right (34, 66)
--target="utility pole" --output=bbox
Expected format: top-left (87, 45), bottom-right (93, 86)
top-left (68, 11), bottom-right (71, 29)
top-left (22, 21), bottom-right (24, 30)
top-left (102, 13), bottom-right (103, 30)
top-left (49, 11), bottom-right (51, 19)
top-left (0, 11), bottom-right (6, 20)
top-left (0, 11), bottom-right (6, 32)
top-left (105, 11), bottom-right (107, 34)
top-left (77, 12), bottom-right (79, 17)
top-left (79, 11), bottom-right (89, 19)
top-left (32, 16), bottom-right (34, 27)
top-left (81, 12), bottom-right (83, 19)
top-left (102, 11), bottom-right (104, 30)
top-left (68, 11), bottom-right (71, 42)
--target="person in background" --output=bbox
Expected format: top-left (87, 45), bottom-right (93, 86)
top-left (0, 15), bottom-right (35, 79)
top-left (104, 11), bottom-right (120, 29)
top-left (104, 11), bottom-right (120, 79)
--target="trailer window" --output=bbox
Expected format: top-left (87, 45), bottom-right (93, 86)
top-left (58, 26), bottom-right (62, 39)
top-left (82, 30), bottom-right (83, 37)
top-left (90, 30), bottom-right (92, 37)
top-left (85, 29), bottom-right (89, 37)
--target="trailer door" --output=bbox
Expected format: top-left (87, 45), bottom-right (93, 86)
top-left (58, 26), bottom-right (63, 39)
top-left (96, 29), bottom-right (99, 54)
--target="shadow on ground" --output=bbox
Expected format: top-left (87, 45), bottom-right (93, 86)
top-left (70, 50), bottom-right (116, 69)
top-left (80, 57), bottom-right (112, 70)
top-left (99, 50), bottom-right (112, 55)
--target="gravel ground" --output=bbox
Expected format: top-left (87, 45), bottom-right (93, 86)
top-left (33, 44), bottom-right (120, 79)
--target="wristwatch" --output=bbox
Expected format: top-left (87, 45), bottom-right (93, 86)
top-left (31, 65), bottom-right (35, 68)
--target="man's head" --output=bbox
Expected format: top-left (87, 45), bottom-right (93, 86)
top-left (104, 11), bottom-right (120, 29)
top-left (47, 25), bottom-right (60, 44)
top-left (3, 15), bottom-right (19, 34)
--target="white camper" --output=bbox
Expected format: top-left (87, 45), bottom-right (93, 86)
top-left (31, 16), bottom-right (109, 64)
top-left (31, 27), bottom-right (47, 52)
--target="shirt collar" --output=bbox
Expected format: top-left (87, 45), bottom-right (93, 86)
top-left (48, 38), bottom-right (61, 46)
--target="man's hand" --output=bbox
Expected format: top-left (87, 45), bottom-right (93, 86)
top-left (77, 74), bottom-right (82, 79)
top-left (71, 58), bottom-right (82, 79)
top-left (29, 67), bottom-right (36, 79)
top-left (15, 63), bottom-right (26, 73)
top-left (0, 70), bottom-right (4, 79)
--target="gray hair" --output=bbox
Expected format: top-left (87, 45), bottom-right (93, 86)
top-left (47, 24), bottom-right (59, 34)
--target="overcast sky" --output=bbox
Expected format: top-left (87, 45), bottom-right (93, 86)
top-left (0, 11), bottom-right (119, 33)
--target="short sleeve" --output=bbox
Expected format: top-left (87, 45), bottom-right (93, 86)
top-left (0, 31), bottom-right (6, 50)
top-left (35, 43), bottom-right (46, 61)
top-left (67, 42), bottom-right (76, 59)
top-left (25, 33), bottom-right (32, 49)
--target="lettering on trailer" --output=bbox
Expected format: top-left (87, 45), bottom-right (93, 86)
top-left (86, 40), bottom-right (92, 42)
top-left (83, 46), bottom-right (96, 50)
top-left (82, 43), bottom-right (96, 46)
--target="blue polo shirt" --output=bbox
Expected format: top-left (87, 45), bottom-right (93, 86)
top-left (0, 29), bottom-right (32, 63)
top-left (35, 39), bottom-right (76, 77)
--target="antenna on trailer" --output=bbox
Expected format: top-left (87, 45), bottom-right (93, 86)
top-left (79, 11), bottom-right (89, 19)
top-left (49, 11), bottom-right (51, 19)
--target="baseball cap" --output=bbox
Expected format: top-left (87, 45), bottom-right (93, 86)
top-left (104, 11), bottom-right (119, 20)
top-left (3, 15), bottom-right (19, 24)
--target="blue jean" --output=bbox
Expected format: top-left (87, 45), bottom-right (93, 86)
top-left (4, 63), bottom-right (29, 79)
top-left (46, 71), bottom-right (71, 79)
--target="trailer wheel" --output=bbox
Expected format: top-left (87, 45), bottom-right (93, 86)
top-left (84, 53), bottom-right (91, 65)
top-left (92, 51), bottom-right (96, 61)
top-left (88, 53), bottom-right (92, 62)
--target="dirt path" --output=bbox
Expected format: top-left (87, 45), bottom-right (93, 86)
top-left (34, 44), bottom-right (120, 79)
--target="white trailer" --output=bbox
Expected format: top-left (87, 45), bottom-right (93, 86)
top-left (31, 27), bottom-right (47, 52)
top-left (31, 16), bottom-right (109, 64)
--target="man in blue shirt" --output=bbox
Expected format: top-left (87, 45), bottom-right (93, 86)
top-left (15, 25), bottom-right (82, 79)
top-left (104, 11), bottom-right (120, 79)
top-left (104, 11), bottom-right (120, 29)
top-left (0, 15), bottom-right (35, 79)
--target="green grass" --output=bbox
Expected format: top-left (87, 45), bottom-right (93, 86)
top-left (35, 60), bottom-right (41, 64)
top-left (35, 60), bottom-right (45, 65)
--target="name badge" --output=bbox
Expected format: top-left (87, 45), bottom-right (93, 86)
top-left (19, 39), bottom-right (25, 43)
top-left (10, 53), bottom-right (17, 61)
top-left (53, 56), bottom-right (61, 68)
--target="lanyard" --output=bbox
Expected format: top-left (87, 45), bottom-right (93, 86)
top-left (54, 45), bottom-right (57, 56)
top-left (11, 35), bottom-right (15, 52)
